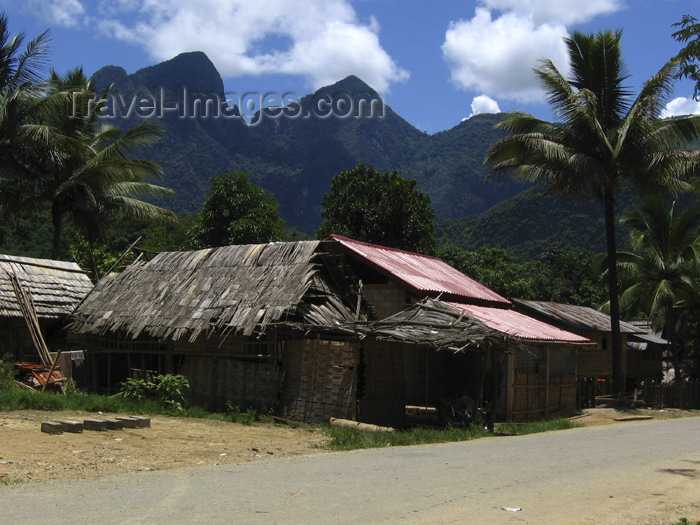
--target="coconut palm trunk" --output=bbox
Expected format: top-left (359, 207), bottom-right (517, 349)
top-left (603, 188), bottom-right (624, 393)
top-left (486, 30), bottom-right (700, 396)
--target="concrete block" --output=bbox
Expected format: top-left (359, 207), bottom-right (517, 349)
top-left (116, 417), bottom-right (140, 428)
top-left (60, 420), bottom-right (84, 433)
top-left (83, 419), bottom-right (108, 431)
top-left (130, 416), bottom-right (151, 428)
top-left (103, 419), bottom-right (124, 430)
top-left (41, 421), bottom-right (63, 434)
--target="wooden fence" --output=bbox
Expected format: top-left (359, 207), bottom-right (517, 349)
top-left (643, 381), bottom-right (700, 409)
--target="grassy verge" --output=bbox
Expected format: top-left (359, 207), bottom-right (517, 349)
top-left (496, 417), bottom-right (582, 435)
top-left (0, 389), bottom-right (273, 425)
top-left (324, 417), bottom-right (581, 451)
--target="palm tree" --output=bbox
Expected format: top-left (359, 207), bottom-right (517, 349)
top-left (0, 12), bottom-right (50, 190)
top-left (32, 68), bottom-right (176, 273)
top-left (614, 198), bottom-right (700, 382)
top-left (486, 30), bottom-right (700, 395)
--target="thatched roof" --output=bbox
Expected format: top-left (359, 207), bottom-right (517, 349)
top-left (0, 255), bottom-right (93, 319)
top-left (355, 298), bottom-right (508, 351)
top-left (69, 241), bottom-right (363, 342)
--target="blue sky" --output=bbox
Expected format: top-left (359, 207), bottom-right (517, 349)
top-left (3, 0), bottom-right (699, 133)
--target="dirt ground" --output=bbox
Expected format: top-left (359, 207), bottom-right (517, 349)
top-left (1, 406), bottom-right (698, 486)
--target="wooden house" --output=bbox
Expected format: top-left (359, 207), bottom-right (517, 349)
top-left (325, 236), bottom-right (590, 423)
top-left (0, 254), bottom-right (93, 375)
top-left (69, 241), bottom-right (369, 421)
top-left (512, 299), bottom-right (665, 403)
top-left (69, 238), bottom-right (590, 426)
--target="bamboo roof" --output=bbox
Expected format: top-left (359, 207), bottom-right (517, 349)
top-left (0, 255), bottom-right (93, 319)
top-left (69, 241), bottom-right (364, 342)
top-left (355, 298), bottom-right (509, 351)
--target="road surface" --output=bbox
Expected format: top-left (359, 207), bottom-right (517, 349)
top-left (2, 417), bottom-right (699, 524)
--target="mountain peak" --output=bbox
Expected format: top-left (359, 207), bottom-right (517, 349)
top-left (316, 75), bottom-right (378, 96)
top-left (127, 51), bottom-right (224, 96)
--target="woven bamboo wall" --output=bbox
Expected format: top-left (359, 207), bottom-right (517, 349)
top-left (501, 345), bottom-right (578, 422)
top-left (280, 338), bottom-right (359, 422)
top-left (181, 354), bottom-right (281, 411)
top-left (357, 340), bottom-right (405, 428)
top-left (511, 372), bottom-right (577, 421)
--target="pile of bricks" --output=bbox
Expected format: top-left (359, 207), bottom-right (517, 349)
top-left (40, 416), bottom-right (150, 434)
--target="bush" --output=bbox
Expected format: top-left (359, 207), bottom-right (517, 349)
top-left (0, 354), bottom-right (17, 391)
top-left (120, 374), bottom-right (190, 411)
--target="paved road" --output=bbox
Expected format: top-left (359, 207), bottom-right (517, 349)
top-left (2, 417), bottom-right (699, 524)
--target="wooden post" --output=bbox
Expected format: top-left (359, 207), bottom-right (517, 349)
top-left (506, 350), bottom-right (515, 422)
top-left (42, 349), bottom-right (63, 393)
top-left (545, 347), bottom-right (550, 417)
top-left (424, 348), bottom-right (430, 408)
top-left (489, 345), bottom-right (497, 431)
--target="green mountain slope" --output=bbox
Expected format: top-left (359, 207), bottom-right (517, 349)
top-left (90, 53), bottom-right (522, 233)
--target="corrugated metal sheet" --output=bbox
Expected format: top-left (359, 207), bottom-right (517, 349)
top-left (449, 303), bottom-right (590, 342)
top-left (329, 235), bottom-right (510, 306)
top-left (513, 299), bottom-right (641, 333)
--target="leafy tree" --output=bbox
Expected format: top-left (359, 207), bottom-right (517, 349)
top-left (611, 199), bottom-right (700, 382)
top-left (317, 163), bottom-right (436, 254)
top-left (187, 171), bottom-right (283, 248)
top-left (672, 15), bottom-right (700, 100)
top-left (439, 244), bottom-right (605, 306)
top-left (486, 30), bottom-right (700, 394)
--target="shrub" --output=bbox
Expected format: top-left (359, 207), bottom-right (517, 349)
top-left (0, 354), bottom-right (17, 391)
top-left (120, 374), bottom-right (190, 411)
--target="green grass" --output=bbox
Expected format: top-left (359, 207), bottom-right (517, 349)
top-left (0, 388), bottom-right (580, 447)
top-left (0, 389), bottom-right (274, 425)
top-left (324, 417), bottom-right (582, 451)
top-left (496, 417), bottom-right (582, 436)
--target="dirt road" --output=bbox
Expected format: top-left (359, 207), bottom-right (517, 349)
top-left (0, 407), bottom-right (693, 485)
top-left (1, 409), bottom-right (699, 524)
top-left (0, 410), bottom-right (327, 484)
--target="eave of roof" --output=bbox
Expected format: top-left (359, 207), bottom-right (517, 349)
top-left (0, 254), bottom-right (93, 319)
top-left (513, 298), bottom-right (641, 334)
top-left (449, 302), bottom-right (590, 343)
top-left (328, 235), bottom-right (510, 306)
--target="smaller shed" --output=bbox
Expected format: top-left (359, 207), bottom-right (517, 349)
top-left (0, 254), bottom-right (93, 366)
top-left (512, 299), bottom-right (664, 400)
top-left (353, 298), bottom-right (588, 425)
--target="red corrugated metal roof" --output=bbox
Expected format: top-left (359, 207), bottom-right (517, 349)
top-left (513, 299), bottom-right (642, 333)
top-left (328, 235), bottom-right (511, 306)
top-left (449, 302), bottom-right (590, 342)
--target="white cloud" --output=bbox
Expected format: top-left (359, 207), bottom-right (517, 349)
top-left (469, 95), bottom-right (501, 117)
top-left (25, 0), bottom-right (86, 28)
top-left (442, 1), bottom-right (626, 103)
top-left (443, 8), bottom-right (569, 103)
top-left (661, 97), bottom-right (700, 118)
top-left (92, 0), bottom-right (408, 93)
top-left (481, 0), bottom-right (624, 26)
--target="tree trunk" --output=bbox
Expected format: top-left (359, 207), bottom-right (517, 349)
top-left (50, 202), bottom-right (63, 260)
top-left (88, 239), bottom-right (99, 284)
top-left (603, 190), bottom-right (624, 396)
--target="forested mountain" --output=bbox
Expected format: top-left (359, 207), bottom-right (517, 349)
top-left (90, 52), bottom-right (528, 234)
top-left (74, 50), bottom-right (640, 256)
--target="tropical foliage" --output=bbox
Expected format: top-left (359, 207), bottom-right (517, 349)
top-left (0, 13), bottom-right (50, 179)
top-left (439, 244), bottom-right (606, 306)
top-left (317, 163), bottom-right (437, 254)
top-left (0, 17), bottom-right (176, 272)
top-left (672, 14), bottom-right (700, 100)
top-left (187, 171), bottom-right (283, 249)
top-left (610, 199), bottom-right (700, 381)
top-left (486, 30), bottom-right (700, 393)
